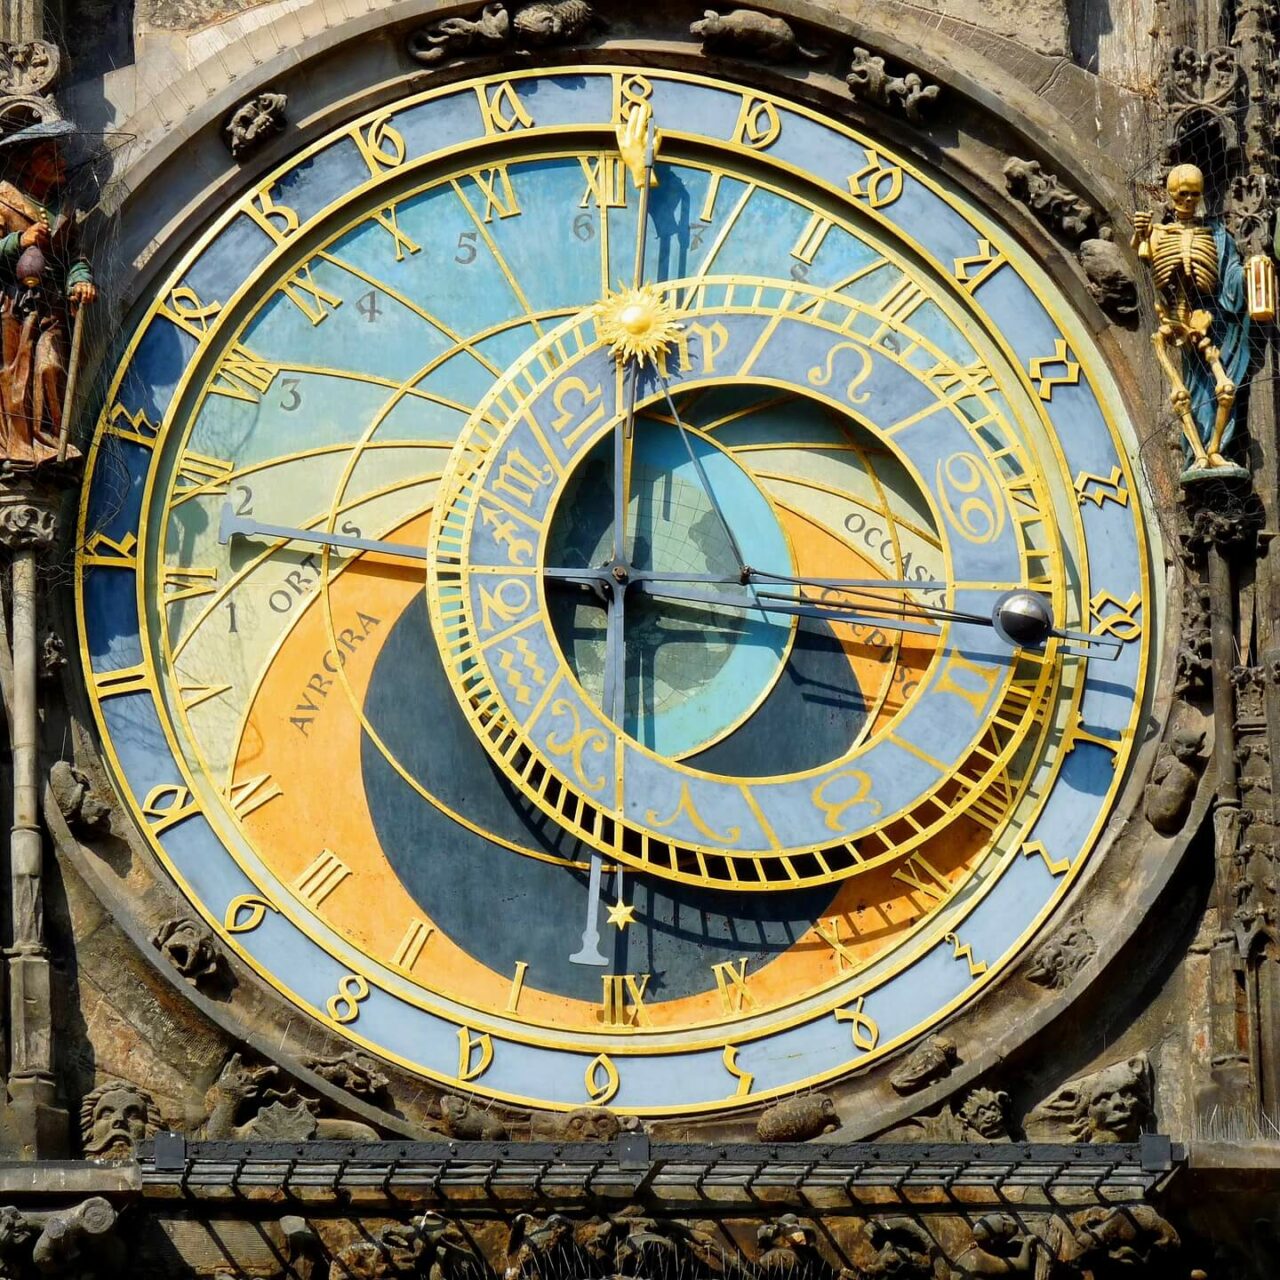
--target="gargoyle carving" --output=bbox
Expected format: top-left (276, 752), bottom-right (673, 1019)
top-left (846, 48), bottom-right (939, 122)
top-left (1025, 1053), bottom-right (1152, 1143)
top-left (690, 10), bottom-right (824, 63)
top-left (756, 1093), bottom-right (840, 1142)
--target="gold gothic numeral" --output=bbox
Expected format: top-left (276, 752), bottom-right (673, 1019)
top-left (1028, 338), bottom-right (1080, 401)
top-left (952, 238), bottom-right (1005, 291)
top-left (102, 404), bottom-right (159, 449)
top-left (835, 997), bottom-right (880, 1051)
top-left (224, 894), bottom-right (279, 934)
top-left (712, 958), bottom-right (757, 1015)
top-left (142, 783), bottom-right (200, 834)
top-left (351, 113), bottom-right (406, 174)
top-left (476, 81), bottom-right (533, 134)
top-left (1074, 466), bottom-right (1130, 508)
top-left (585, 1053), bottom-right (619, 1104)
top-left (326, 974), bottom-right (369, 1025)
top-left (292, 849), bottom-right (351, 907)
top-left (732, 95), bottom-right (781, 149)
top-left (82, 532), bottom-right (138, 568)
top-left (946, 931), bottom-right (988, 977)
top-left (848, 148), bottom-right (903, 208)
top-left (601, 973), bottom-right (651, 1027)
top-left (722, 1045), bottom-right (754, 1096)
top-left (457, 1027), bottom-right (494, 1081)
top-left (1022, 840), bottom-right (1071, 876)
top-left (159, 286), bottom-right (222, 339)
top-left (245, 186), bottom-right (300, 243)
top-left (1088, 590), bottom-right (1143, 642)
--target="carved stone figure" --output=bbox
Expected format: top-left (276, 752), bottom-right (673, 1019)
top-left (434, 1093), bottom-right (509, 1140)
top-left (756, 1093), bottom-right (840, 1142)
top-left (0, 118), bottom-right (96, 471)
top-left (49, 760), bottom-right (110, 834)
top-left (952, 1214), bottom-right (1039, 1276)
top-left (204, 1052), bottom-right (380, 1141)
top-left (1025, 1053), bottom-right (1152, 1142)
top-left (846, 48), bottom-right (939, 122)
top-left (151, 917), bottom-right (225, 989)
top-left (1133, 164), bottom-right (1250, 478)
top-left (1003, 158), bottom-right (1097, 242)
top-left (31, 1197), bottom-right (123, 1278)
top-left (756, 1216), bottom-right (826, 1279)
top-left (307, 1051), bottom-right (391, 1104)
top-left (418, 1212), bottom-right (488, 1280)
top-left (38, 626), bottom-right (63, 677)
top-left (79, 1080), bottom-right (161, 1161)
top-left (955, 1087), bottom-right (1011, 1141)
top-left (890, 1035), bottom-right (958, 1094)
top-left (529, 1105), bottom-right (638, 1140)
top-left (1174, 585), bottom-right (1212, 698)
top-left (331, 1221), bottom-right (426, 1280)
top-left (0, 41), bottom-right (59, 99)
top-left (224, 91), bottom-right (287, 160)
top-left (862, 1219), bottom-right (938, 1280)
top-left (1079, 236), bottom-right (1139, 321)
top-left (1027, 914), bottom-right (1095, 989)
top-left (1144, 728), bottom-right (1206, 835)
top-left (1062, 1205), bottom-right (1180, 1277)
top-left (407, 3), bottom-right (511, 64)
top-left (512, 1), bottom-right (601, 48)
top-left (690, 10), bottom-right (823, 63)
top-left (507, 1212), bottom-right (599, 1280)
top-left (0, 1206), bottom-right (35, 1279)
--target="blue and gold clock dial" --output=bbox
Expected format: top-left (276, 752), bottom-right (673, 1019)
top-left (76, 69), bottom-right (1154, 1113)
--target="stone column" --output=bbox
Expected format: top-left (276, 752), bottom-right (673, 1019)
top-left (0, 484), bottom-right (66, 1157)
top-left (0, 0), bottom-right (43, 43)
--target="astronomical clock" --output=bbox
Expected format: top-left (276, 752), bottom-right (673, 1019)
top-left (76, 65), bottom-right (1154, 1117)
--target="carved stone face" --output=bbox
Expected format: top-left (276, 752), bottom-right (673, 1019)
top-left (1172, 729), bottom-right (1205, 763)
top-left (1087, 1083), bottom-right (1142, 1141)
top-left (84, 1086), bottom-right (153, 1159)
top-left (1166, 164), bottom-right (1205, 219)
top-left (959, 1089), bottom-right (1009, 1139)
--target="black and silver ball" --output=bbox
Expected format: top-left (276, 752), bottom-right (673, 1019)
top-left (991, 589), bottom-right (1054, 649)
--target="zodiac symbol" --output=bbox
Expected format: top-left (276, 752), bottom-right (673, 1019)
top-left (808, 341), bottom-right (873, 405)
top-left (645, 782), bottom-right (742, 845)
top-left (544, 699), bottom-right (609, 793)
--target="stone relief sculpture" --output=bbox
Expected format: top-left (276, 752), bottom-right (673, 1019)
top-left (1133, 164), bottom-right (1250, 480)
top-left (1025, 1054), bottom-right (1152, 1142)
top-left (689, 10), bottom-right (824, 63)
top-left (407, 3), bottom-right (511, 64)
top-left (406, 2), bottom-right (599, 64)
top-left (49, 760), bottom-right (109, 835)
top-left (1144, 728), bottom-right (1206, 834)
top-left (845, 48), bottom-right (939, 122)
top-left (306, 1052), bottom-right (392, 1105)
top-left (1027, 914), bottom-right (1096, 989)
top-left (78, 1081), bottom-right (161, 1161)
top-left (512, 1), bottom-right (603, 48)
top-left (755, 1094), bottom-right (840, 1142)
top-left (889, 1035), bottom-right (958, 1094)
top-left (1003, 158), bottom-right (1097, 241)
top-left (151, 917), bottom-right (226, 990)
top-left (223, 91), bottom-right (287, 160)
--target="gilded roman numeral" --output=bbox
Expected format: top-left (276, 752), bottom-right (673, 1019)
top-left (877, 277), bottom-right (928, 327)
top-left (392, 918), bottom-right (434, 972)
top-left (791, 212), bottom-right (834, 265)
top-left (292, 849), bottom-right (351, 907)
top-left (814, 917), bottom-right (858, 971)
top-left (173, 451), bottom-right (233, 500)
top-left (712, 958), bottom-right (757, 1015)
top-left (370, 205), bottom-right (421, 262)
top-left (891, 852), bottom-right (951, 904)
top-left (580, 154), bottom-right (628, 208)
top-left (92, 663), bottom-right (152, 699)
top-left (472, 166), bottom-right (521, 223)
top-left (601, 973), bottom-right (650, 1026)
top-left (281, 263), bottom-right (343, 325)
top-left (178, 681), bottom-right (232, 710)
top-left (163, 566), bottom-right (218, 605)
top-left (225, 772), bottom-right (282, 819)
top-left (212, 345), bottom-right (280, 402)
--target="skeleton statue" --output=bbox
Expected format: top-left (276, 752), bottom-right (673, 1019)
top-left (1132, 164), bottom-right (1249, 478)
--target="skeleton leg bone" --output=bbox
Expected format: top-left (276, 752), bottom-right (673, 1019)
top-left (1203, 344), bottom-right (1236, 465)
top-left (1153, 328), bottom-right (1208, 466)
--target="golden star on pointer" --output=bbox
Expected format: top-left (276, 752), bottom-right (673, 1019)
top-left (607, 899), bottom-right (637, 930)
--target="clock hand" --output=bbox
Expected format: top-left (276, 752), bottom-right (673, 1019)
top-left (218, 504), bottom-right (427, 560)
top-left (569, 847), bottom-right (610, 967)
top-left (545, 566), bottom-right (943, 591)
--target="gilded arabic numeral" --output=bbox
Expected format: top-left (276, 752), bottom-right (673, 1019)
top-left (351, 112), bottom-right (407, 174)
top-left (477, 577), bottom-right (534, 633)
top-left (212, 345), bottom-right (280, 403)
top-left (245, 186), bottom-right (300, 243)
top-left (457, 1026), bottom-right (494, 1081)
top-left (159, 286), bottom-right (223, 339)
top-left (585, 1053), bottom-right (619, 1104)
top-left (491, 448), bottom-right (553, 508)
top-left (1074, 466), bottom-right (1130, 509)
top-left (163, 566), bottom-right (219, 606)
top-left (732, 95), bottom-right (781, 149)
top-left (224, 894), bottom-right (280, 934)
top-left (712, 958), bottom-right (757, 1015)
top-left (612, 71), bottom-right (653, 125)
top-left (848, 148), bottom-right (903, 208)
top-left (601, 973), bottom-right (651, 1027)
top-left (370, 205), bottom-right (422, 262)
top-left (580, 154), bottom-right (628, 209)
top-left (835, 997), bottom-right (880, 1051)
top-left (476, 81), bottom-right (533, 134)
top-left (103, 404), bottom-right (159, 449)
top-left (392, 918), bottom-right (434, 972)
top-left (1088, 590), bottom-right (1143, 642)
top-left (945, 931), bottom-right (988, 977)
top-left (952, 238), bottom-right (1006, 292)
top-left (82, 531), bottom-right (138, 568)
top-left (225, 772), bottom-right (283, 819)
top-left (891, 852), bottom-right (951, 906)
top-left (326, 974), bottom-right (369, 1025)
top-left (292, 848), bottom-right (352, 908)
top-left (142, 783), bottom-right (200, 835)
top-left (281, 262), bottom-right (343, 326)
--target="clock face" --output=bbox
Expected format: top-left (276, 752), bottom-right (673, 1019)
top-left (77, 68), bottom-right (1153, 1114)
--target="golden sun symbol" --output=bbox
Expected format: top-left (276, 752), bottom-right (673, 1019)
top-left (593, 284), bottom-right (683, 366)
